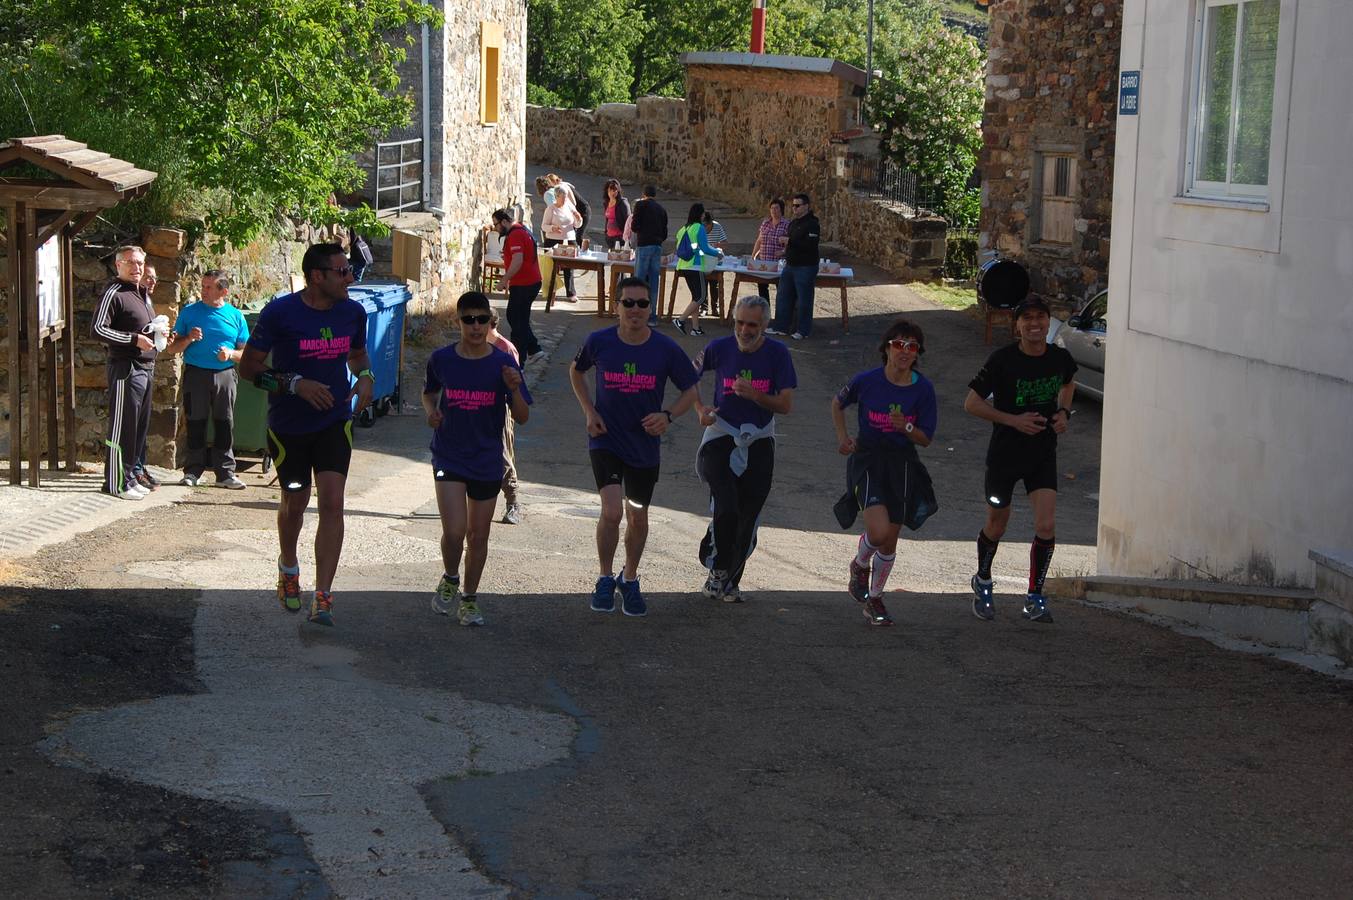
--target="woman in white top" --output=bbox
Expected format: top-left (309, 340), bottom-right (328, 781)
top-left (539, 185), bottom-right (582, 302)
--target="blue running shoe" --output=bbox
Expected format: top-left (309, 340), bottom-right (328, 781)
top-left (308, 590), bottom-right (334, 627)
top-left (591, 575), bottom-right (617, 613)
top-left (619, 575), bottom-right (647, 617)
top-left (1022, 592), bottom-right (1054, 623)
top-left (971, 574), bottom-right (994, 621)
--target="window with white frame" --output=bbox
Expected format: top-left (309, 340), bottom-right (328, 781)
top-left (1187, 0), bottom-right (1281, 199)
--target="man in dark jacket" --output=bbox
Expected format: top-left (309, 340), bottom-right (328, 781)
top-left (627, 184), bottom-right (668, 325)
top-left (92, 245), bottom-right (159, 499)
top-left (768, 193), bottom-right (821, 341)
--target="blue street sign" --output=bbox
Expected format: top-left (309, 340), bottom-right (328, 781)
top-left (1119, 71), bottom-right (1140, 116)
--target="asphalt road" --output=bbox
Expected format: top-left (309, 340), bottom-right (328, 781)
top-left (4, 276), bottom-right (1352, 898)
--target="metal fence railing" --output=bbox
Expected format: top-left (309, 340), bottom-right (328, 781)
top-left (846, 154), bottom-right (945, 217)
top-left (374, 138), bottom-right (423, 216)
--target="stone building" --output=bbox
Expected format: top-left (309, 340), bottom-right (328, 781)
top-left (527, 53), bottom-right (947, 281)
top-left (978, 0), bottom-right (1122, 312)
top-left (354, 0), bottom-right (529, 310)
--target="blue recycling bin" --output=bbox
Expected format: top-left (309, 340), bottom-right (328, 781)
top-left (347, 282), bottom-right (412, 426)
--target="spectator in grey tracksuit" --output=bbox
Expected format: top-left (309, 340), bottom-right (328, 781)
top-left (92, 245), bottom-right (159, 499)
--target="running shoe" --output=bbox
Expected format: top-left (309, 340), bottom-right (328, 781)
top-left (790, 332), bottom-right (805, 341)
top-left (863, 596), bottom-right (894, 626)
top-left (971, 574), bottom-right (995, 621)
top-left (457, 596), bottom-right (485, 627)
top-left (135, 471), bottom-right (159, 491)
top-left (591, 574), bottom-right (617, 613)
top-left (721, 582), bottom-right (743, 604)
top-left (848, 559), bottom-right (871, 603)
top-left (216, 474), bottom-right (247, 490)
top-left (502, 502), bottom-right (522, 525)
top-left (690, 327), bottom-right (705, 336)
top-left (674, 319), bottom-right (688, 335)
top-left (308, 590), bottom-right (334, 626)
top-left (765, 327), bottom-right (786, 336)
top-left (431, 574), bottom-right (459, 616)
top-left (114, 485), bottom-right (146, 501)
top-left (1022, 593), bottom-right (1054, 624)
top-left (619, 575), bottom-right (647, 617)
top-left (703, 569), bottom-right (728, 600)
top-left (526, 350), bottom-right (546, 365)
top-left (180, 473), bottom-right (201, 486)
top-left (278, 569), bottom-right (303, 613)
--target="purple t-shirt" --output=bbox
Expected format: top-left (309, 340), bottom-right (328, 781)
top-left (836, 367), bottom-right (938, 450)
top-left (573, 326), bottom-right (698, 468)
top-left (247, 291), bottom-right (368, 434)
top-left (694, 336), bottom-right (797, 429)
top-left (423, 344), bottom-right (531, 482)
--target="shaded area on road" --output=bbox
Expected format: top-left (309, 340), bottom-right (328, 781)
top-left (0, 584), bottom-right (329, 899)
top-left (349, 588), bottom-right (1353, 897)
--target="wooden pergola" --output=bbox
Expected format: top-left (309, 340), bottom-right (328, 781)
top-left (0, 135), bottom-right (156, 486)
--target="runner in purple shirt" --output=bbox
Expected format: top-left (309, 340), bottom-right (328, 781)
top-left (691, 295), bottom-right (797, 603)
top-left (423, 292), bottom-right (531, 627)
top-left (569, 275), bottom-right (700, 617)
top-left (239, 243), bottom-right (375, 628)
top-left (830, 318), bottom-right (938, 627)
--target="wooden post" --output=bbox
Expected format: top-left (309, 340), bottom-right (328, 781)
top-left (61, 233), bottom-right (77, 471)
top-left (45, 335), bottom-right (58, 471)
top-left (23, 202), bottom-right (41, 486)
top-left (6, 201), bottom-right (21, 485)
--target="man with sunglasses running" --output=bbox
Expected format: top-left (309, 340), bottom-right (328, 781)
top-left (570, 275), bottom-right (700, 616)
top-left (239, 243), bottom-right (375, 627)
top-left (692, 295), bottom-right (796, 602)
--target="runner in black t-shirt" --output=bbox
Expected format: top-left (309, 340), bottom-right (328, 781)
top-left (963, 296), bottom-right (1077, 623)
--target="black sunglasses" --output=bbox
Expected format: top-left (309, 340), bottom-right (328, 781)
top-left (318, 265), bottom-right (353, 277)
top-left (620, 298), bottom-right (651, 308)
top-left (460, 314), bottom-right (492, 325)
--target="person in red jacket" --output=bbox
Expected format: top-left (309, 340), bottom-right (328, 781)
top-left (492, 209), bottom-right (544, 363)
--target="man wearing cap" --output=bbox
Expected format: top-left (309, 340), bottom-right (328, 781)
top-left (963, 295), bottom-right (1077, 624)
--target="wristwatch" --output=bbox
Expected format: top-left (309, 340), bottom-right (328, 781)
top-left (904, 421), bottom-right (915, 434)
top-left (661, 409), bottom-right (674, 423)
top-left (286, 374), bottom-right (303, 395)
top-left (1057, 407), bottom-right (1075, 420)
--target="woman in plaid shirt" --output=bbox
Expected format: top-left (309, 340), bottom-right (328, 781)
top-left (750, 198), bottom-right (790, 299)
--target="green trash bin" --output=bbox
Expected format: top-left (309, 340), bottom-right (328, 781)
top-left (205, 298), bottom-right (273, 473)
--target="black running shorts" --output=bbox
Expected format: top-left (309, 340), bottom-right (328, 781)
top-left (983, 452), bottom-right (1058, 508)
top-left (433, 467), bottom-right (500, 502)
top-left (268, 419), bottom-right (353, 493)
top-left (589, 448), bottom-right (659, 508)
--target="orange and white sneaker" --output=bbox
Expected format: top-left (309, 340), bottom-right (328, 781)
top-left (308, 590), bottom-right (334, 627)
top-left (277, 565), bottom-right (302, 614)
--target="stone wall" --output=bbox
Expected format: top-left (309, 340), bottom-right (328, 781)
top-left (978, 0), bottom-right (1120, 311)
top-left (526, 55), bottom-right (948, 282)
top-left (827, 190), bottom-right (948, 282)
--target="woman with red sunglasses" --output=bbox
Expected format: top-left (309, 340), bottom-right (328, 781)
top-left (830, 319), bottom-right (939, 626)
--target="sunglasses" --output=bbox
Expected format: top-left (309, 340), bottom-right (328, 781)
top-left (318, 265), bottom-right (354, 277)
top-left (620, 298), bottom-right (651, 308)
top-left (889, 338), bottom-right (921, 352)
top-left (460, 314), bottom-right (492, 325)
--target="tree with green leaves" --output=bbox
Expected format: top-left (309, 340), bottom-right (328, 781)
top-left (0, 0), bottom-right (439, 247)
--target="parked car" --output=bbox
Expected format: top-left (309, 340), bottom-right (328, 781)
top-left (1049, 289), bottom-right (1107, 401)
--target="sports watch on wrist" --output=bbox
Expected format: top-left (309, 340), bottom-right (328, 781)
top-left (904, 421), bottom-right (915, 434)
top-left (662, 409), bottom-right (673, 423)
top-left (1057, 407), bottom-right (1075, 420)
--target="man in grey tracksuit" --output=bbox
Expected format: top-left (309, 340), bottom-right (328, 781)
top-left (92, 244), bottom-right (159, 499)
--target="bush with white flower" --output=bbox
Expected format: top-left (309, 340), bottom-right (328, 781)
top-left (866, 23), bottom-right (984, 227)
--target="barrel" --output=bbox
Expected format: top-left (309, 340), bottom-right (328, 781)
top-left (976, 258), bottom-right (1030, 310)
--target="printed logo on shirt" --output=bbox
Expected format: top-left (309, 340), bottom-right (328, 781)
top-left (1014, 374), bottom-right (1062, 408)
top-left (722, 369), bottom-right (770, 393)
top-left (604, 362), bottom-right (657, 394)
top-left (444, 388), bottom-right (497, 411)
top-left (298, 327), bottom-right (351, 360)
top-left (867, 403), bottom-right (916, 433)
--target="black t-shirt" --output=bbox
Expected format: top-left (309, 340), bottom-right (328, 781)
top-left (969, 342), bottom-right (1077, 466)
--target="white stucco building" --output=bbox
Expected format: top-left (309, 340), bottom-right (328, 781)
top-left (1101, 1), bottom-right (1352, 591)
